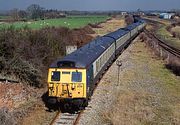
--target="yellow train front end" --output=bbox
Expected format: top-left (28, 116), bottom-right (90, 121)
top-left (47, 68), bottom-right (87, 109)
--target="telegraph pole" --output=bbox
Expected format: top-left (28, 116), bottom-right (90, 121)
top-left (116, 60), bottom-right (122, 85)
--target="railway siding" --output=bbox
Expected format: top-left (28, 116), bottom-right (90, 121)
top-left (78, 37), bottom-right (180, 125)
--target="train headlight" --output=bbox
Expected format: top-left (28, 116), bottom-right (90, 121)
top-left (69, 93), bottom-right (72, 97)
top-left (49, 87), bottom-right (53, 91)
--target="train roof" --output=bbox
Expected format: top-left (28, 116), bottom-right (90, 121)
top-left (104, 29), bottom-right (129, 40)
top-left (125, 22), bottom-right (140, 30)
top-left (50, 20), bottom-right (144, 69)
top-left (50, 36), bottom-right (114, 68)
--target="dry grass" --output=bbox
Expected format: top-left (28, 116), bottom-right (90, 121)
top-left (144, 17), bottom-right (171, 25)
top-left (102, 90), bottom-right (156, 125)
top-left (20, 103), bottom-right (57, 125)
top-left (92, 17), bottom-right (126, 36)
top-left (101, 39), bottom-right (180, 125)
top-left (171, 26), bottom-right (180, 34)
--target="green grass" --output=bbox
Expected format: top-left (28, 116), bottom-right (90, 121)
top-left (0, 15), bottom-right (109, 29)
top-left (0, 16), bottom-right (10, 19)
top-left (156, 25), bottom-right (180, 49)
top-left (157, 25), bottom-right (172, 36)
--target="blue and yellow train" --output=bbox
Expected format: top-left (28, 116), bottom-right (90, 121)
top-left (47, 19), bottom-right (146, 109)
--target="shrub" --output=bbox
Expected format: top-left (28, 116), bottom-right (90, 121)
top-left (0, 108), bottom-right (16, 125)
top-left (125, 15), bottom-right (134, 25)
top-left (0, 26), bottom-right (93, 87)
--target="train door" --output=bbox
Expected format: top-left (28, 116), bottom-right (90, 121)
top-left (87, 65), bottom-right (94, 97)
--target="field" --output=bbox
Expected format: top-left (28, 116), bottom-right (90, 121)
top-left (0, 16), bottom-right (10, 19)
top-left (0, 16), bottom-right (109, 29)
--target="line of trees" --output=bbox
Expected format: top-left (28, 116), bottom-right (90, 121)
top-left (9, 4), bottom-right (66, 21)
top-left (9, 4), bottom-right (44, 20)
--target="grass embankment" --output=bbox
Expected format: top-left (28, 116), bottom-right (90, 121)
top-left (103, 39), bottom-right (180, 124)
top-left (93, 17), bottom-right (125, 36)
top-left (156, 25), bottom-right (180, 49)
top-left (145, 16), bottom-right (180, 49)
top-left (172, 26), bottom-right (180, 34)
top-left (0, 16), bottom-right (109, 29)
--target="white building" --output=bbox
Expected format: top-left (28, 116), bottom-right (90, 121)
top-left (159, 13), bottom-right (174, 19)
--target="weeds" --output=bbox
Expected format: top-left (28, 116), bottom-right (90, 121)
top-left (0, 108), bottom-right (17, 125)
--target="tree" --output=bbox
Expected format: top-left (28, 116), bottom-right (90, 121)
top-left (18, 10), bottom-right (27, 19)
top-left (9, 8), bottom-right (19, 21)
top-left (125, 15), bottom-right (134, 25)
top-left (26, 4), bottom-right (44, 20)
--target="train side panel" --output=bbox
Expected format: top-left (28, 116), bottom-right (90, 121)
top-left (116, 32), bottom-right (131, 53)
top-left (93, 43), bottom-right (115, 80)
top-left (93, 43), bottom-right (115, 79)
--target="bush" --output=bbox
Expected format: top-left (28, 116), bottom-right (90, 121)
top-left (125, 15), bottom-right (134, 25)
top-left (0, 26), bottom-right (93, 87)
top-left (0, 108), bottom-right (16, 125)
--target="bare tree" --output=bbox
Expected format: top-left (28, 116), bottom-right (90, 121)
top-left (26, 4), bottom-right (44, 20)
top-left (18, 10), bottom-right (27, 19)
top-left (125, 15), bottom-right (134, 25)
top-left (9, 8), bottom-right (19, 21)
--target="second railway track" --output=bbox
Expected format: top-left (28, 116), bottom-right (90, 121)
top-left (144, 29), bottom-right (180, 58)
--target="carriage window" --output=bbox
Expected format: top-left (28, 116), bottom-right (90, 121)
top-left (96, 61), bottom-right (98, 72)
top-left (72, 72), bottom-right (82, 82)
top-left (51, 71), bottom-right (60, 81)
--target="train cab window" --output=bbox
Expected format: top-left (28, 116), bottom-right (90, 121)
top-left (72, 72), bottom-right (82, 82)
top-left (51, 71), bottom-right (60, 81)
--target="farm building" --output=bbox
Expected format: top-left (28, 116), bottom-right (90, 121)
top-left (121, 12), bottom-right (127, 15)
top-left (159, 13), bottom-right (174, 19)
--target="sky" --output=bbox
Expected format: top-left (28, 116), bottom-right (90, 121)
top-left (0, 0), bottom-right (180, 11)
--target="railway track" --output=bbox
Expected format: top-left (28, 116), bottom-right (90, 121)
top-left (48, 48), bottom-right (113, 125)
top-left (50, 110), bottom-right (83, 125)
top-left (48, 21), bottom-right (145, 125)
top-left (144, 29), bottom-right (180, 58)
top-left (49, 72), bottom-right (104, 125)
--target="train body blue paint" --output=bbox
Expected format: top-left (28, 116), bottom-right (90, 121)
top-left (48, 19), bottom-right (146, 109)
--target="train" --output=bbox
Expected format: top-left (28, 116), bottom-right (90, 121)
top-left (47, 19), bottom-right (146, 109)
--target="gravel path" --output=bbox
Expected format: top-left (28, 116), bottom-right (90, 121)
top-left (78, 37), bottom-right (180, 125)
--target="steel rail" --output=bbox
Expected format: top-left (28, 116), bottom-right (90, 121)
top-left (144, 29), bottom-right (180, 58)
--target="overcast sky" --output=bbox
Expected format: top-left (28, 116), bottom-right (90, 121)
top-left (0, 0), bottom-right (180, 11)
